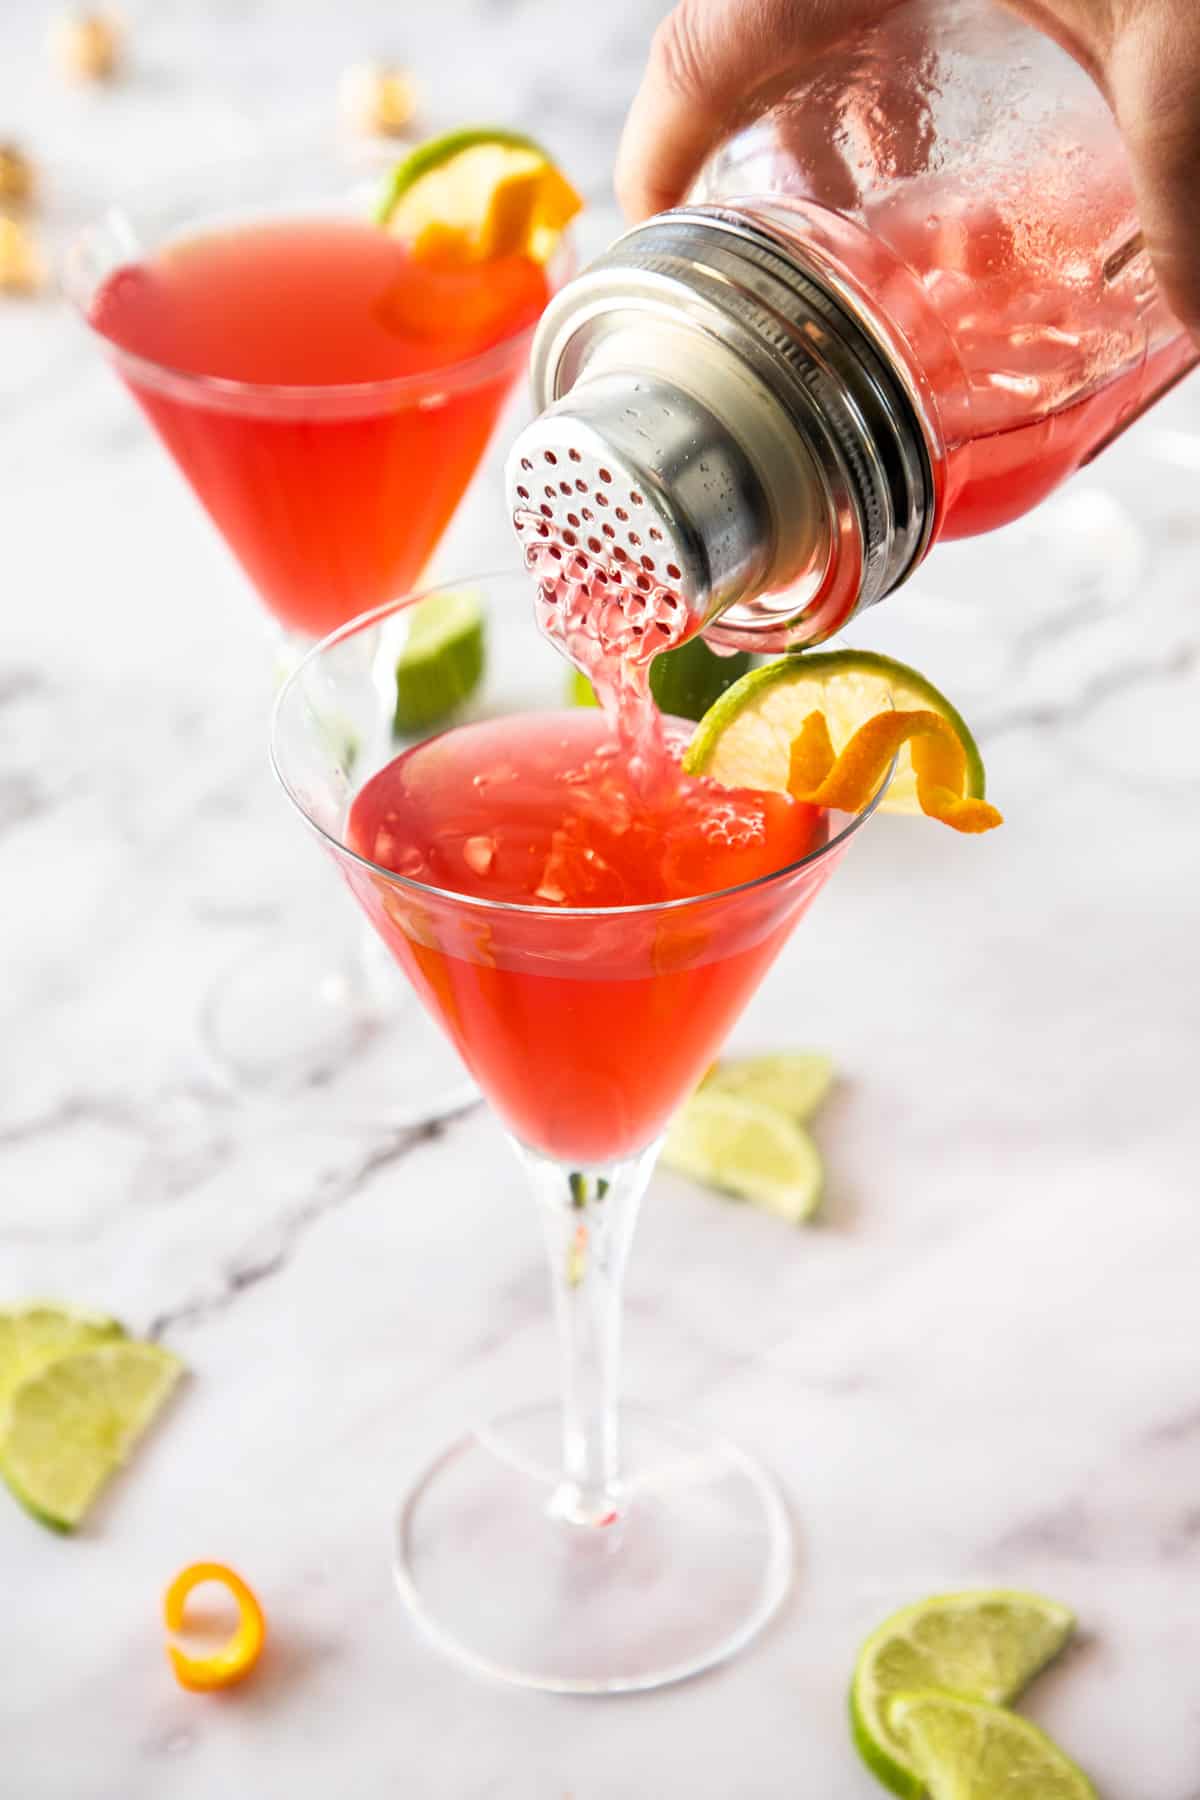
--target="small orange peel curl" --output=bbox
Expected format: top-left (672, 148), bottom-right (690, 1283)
top-left (788, 709), bottom-right (1003, 833)
top-left (164, 1562), bottom-right (266, 1692)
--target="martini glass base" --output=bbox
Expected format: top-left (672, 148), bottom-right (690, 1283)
top-left (394, 1402), bottom-right (793, 1693)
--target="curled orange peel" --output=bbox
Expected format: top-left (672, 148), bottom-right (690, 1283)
top-left (164, 1562), bottom-right (266, 1692)
top-left (788, 709), bottom-right (1003, 834)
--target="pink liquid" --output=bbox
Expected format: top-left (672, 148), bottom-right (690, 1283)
top-left (346, 710), bottom-right (830, 1162)
top-left (764, 196), bottom-right (1197, 540)
top-left (89, 218), bottom-right (549, 638)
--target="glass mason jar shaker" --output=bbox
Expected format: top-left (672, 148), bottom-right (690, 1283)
top-left (507, 0), bottom-right (1197, 651)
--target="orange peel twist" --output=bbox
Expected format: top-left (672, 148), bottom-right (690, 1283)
top-left (164, 1562), bottom-right (266, 1692)
top-left (788, 709), bottom-right (1003, 833)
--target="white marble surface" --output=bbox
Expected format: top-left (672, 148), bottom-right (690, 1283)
top-left (5, 2), bottom-right (1200, 1794)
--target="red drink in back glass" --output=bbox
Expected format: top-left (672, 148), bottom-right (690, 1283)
top-left (89, 217), bottom-right (549, 638)
top-left (347, 709), bottom-right (833, 1163)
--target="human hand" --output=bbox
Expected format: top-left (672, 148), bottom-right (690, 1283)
top-left (615, 0), bottom-right (1200, 333)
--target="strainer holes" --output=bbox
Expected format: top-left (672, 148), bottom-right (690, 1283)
top-left (540, 504), bottom-right (553, 518)
top-left (520, 457), bottom-right (533, 472)
top-left (574, 479), bottom-right (587, 494)
top-left (612, 545), bottom-right (628, 562)
top-left (666, 563), bottom-right (681, 580)
top-left (559, 481), bottom-right (572, 496)
top-left (543, 451), bottom-right (558, 466)
top-left (544, 485), bottom-right (556, 500)
top-left (640, 555), bottom-right (654, 571)
top-left (515, 484), bottom-right (529, 500)
top-left (615, 506), bottom-right (629, 522)
top-left (595, 491), bottom-right (609, 507)
top-left (581, 507), bottom-right (593, 521)
top-left (568, 448), bottom-right (581, 463)
top-left (562, 530), bottom-right (577, 547)
top-left (598, 468), bottom-right (613, 483)
top-left (628, 531), bottom-right (641, 547)
top-left (602, 522), bottom-right (615, 538)
top-left (567, 513), bottom-right (580, 528)
top-left (635, 574), bottom-right (651, 592)
top-left (649, 526), bottom-right (663, 542)
top-left (587, 537), bottom-right (602, 554)
top-left (630, 490), bottom-right (644, 506)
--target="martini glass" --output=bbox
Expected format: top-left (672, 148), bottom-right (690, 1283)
top-left (271, 571), bottom-right (887, 1692)
top-left (63, 150), bottom-right (570, 1117)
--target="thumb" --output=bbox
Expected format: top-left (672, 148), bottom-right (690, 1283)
top-left (615, 0), bottom-right (894, 222)
top-left (1108, 11), bottom-right (1200, 337)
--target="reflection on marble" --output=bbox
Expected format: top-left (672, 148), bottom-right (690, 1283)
top-left (4, 1), bottom-right (1200, 1794)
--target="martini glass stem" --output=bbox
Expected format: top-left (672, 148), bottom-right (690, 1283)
top-left (520, 1140), bottom-right (660, 1528)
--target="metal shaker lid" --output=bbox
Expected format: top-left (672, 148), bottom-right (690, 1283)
top-left (508, 206), bottom-right (933, 648)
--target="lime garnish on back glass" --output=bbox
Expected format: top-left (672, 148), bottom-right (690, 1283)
top-left (685, 649), bottom-right (1001, 833)
top-left (851, 1589), bottom-right (1075, 1796)
top-left (377, 126), bottom-right (582, 265)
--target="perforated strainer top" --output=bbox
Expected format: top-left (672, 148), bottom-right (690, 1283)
top-left (506, 207), bottom-right (933, 653)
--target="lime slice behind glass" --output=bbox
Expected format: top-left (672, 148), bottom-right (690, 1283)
top-left (1, 1341), bottom-right (184, 1531)
top-left (851, 1590), bottom-right (1076, 1796)
top-left (662, 1091), bottom-right (824, 1222)
top-left (394, 589), bottom-right (486, 733)
top-left (888, 1692), bottom-right (1097, 1800)
top-left (570, 638), bottom-right (753, 720)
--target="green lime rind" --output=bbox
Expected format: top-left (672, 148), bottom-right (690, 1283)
top-left (1, 1341), bottom-right (184, 1532)
top-left (375, 126), bottom-right (552, 227)
top-left (662, 1091), bottom-right (824, 1223)
top-left (0, 1305), bottom-right (125, 1412)
top-left (683, 648), bottom-right (987, 814)
top-left (394, 590), bottom-right (486, 734)
top-left (651, 638), bottom-right (753, 723)
top-left (702, 1051), bottom-right (834, 1123)
top-left (888, 1692), bottom-right (1097, 1800)
top-left (850, 1589), bottom-right (1076, 1797)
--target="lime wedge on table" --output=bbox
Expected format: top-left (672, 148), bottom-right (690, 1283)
top-left (851, 1590), bottom-right (1076, 1797)
top-left (662, 1091), bottom-right (823, 1222)
top-left (377, 127), bottom-right (581, 263)
top-left (1, 1341), bottom-right (183, 1531)
top-left (0, 1305), bottom-right (124, 1406)
top-left (683, 649), bottom-right (988, 819)
top-left (702, 1051), bottom-right (834, 1123)
top-left (888, 1693), bottom-right (1097, 1800)
top-left (394, 589), bottom-right (486, 733)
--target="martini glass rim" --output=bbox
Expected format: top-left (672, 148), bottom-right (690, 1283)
top-left (270, 573), bottom-right (893, 924)
top-left (61, 181), bottom-right (577, 408)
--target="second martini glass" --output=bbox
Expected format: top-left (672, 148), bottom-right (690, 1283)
top-left (65, 150), bottom-right (569, 1116)
top-left (272, 571), bottom-right (888, 1691)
